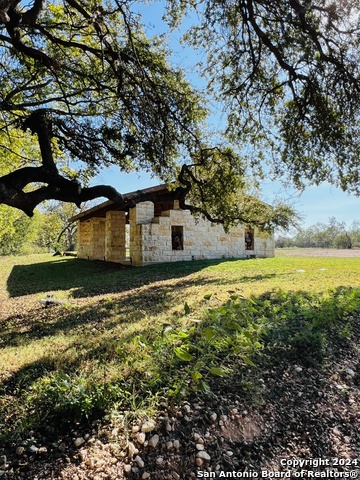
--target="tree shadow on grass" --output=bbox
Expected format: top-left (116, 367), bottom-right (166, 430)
top-left (6, 257), bottom-right (248, 298)
top-left (1, 280), bottom-right (177, 348)
top-left (2, 266), bottom-right (289, 351)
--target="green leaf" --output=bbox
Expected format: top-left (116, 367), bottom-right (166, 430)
top-left (184, 302), bottom-right (191, 315)
top-left (174, 347), bottom-right (194, 361)
top-left (243, 330), bottom-right (254, 339)
top-left (204, 293), bottom-right (213, 300)
top-left (204, 327), bottom-right (216, 340)
top-left (177, 331), bottom-right (190, 339)
top-left (209, 367), bottom-right (227, 377)
top-left (191, 370), bottom-right (203, 381)
top-left (242, 356), bottom-right (255, 367)
top-left (197, 380), bottom-right (210, 393)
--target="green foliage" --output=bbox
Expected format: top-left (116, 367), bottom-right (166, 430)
top-left (0, 210), bottom-right (42, 256)
top-left (167, 0), bottom-right (360, 194)
top-left (0, 1), bottom-right (207, 182)
top-left (276, 217), bottom-right (360, 249)
top-left (180, 148), bottom-right (300, 231)
top-left (256, 287), bottom-right (360, 366)
top-left (0, 129), bottom-right (41, 247)
top-left (7, 286), bottom-right (360, 428)
top-left (28, 373), bottom-right (111, 420)
top-left (0, 201), bottom-right (81, 256)
top-left (150, 296), bottom-right (266, 395)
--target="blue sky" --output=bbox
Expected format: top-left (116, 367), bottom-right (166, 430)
top-left (91, 3), bottom-right (360, 229)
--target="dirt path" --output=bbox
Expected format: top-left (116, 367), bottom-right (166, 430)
top-left (277, 248), bottom-right (360, 258)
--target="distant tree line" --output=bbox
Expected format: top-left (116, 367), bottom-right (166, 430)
top-left (0, 202), bottom-right (79, 256)
top-left (276, 217), bottom-right (360, 250)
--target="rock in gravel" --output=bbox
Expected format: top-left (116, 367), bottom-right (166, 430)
top-left (141, 420), bottom-right (156, 432)
top-left (16, 447), bottom-right (25, 456)
top-left (196, 444), bottom-right (205, 451)
top-left (85, 458), bottom-right (95, 468)
top-left (74, 437), bottom-right (85, 448)
top-left (134, 455), bottom-right (145, 468)
top-left (124, 464), bottom-right (132, 476)
top-left (209, 412), bottom-right (217, 423)
top-left (28, 445), bottom-right (39, 454)
top-left (195, 458), bottom-right (204, 467)
top-left (58, 442), bottom-right (67, 452)
top-left (128, 442), bottom-right (138, 459)
top-left (136, 432), bottom-right (146, 445)
top-left (0, 457), bottom-right (6, 466)
top-left (173, 440), bottom-right (180, 450)
top-left (196, 451), bottom-right (211, 461)
top-left (148, 434), bottom-right (160, 448)
top-left (142, 473), bottom-right (151, 480)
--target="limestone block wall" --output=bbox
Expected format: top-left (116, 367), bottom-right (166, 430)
top-left (135, 205), bottom-right (275, 265)
top-left (105, 211), bottom-right (126, 262)
top-left (90, 218), bottom-right (106, 260)
top-left (135, 201), bottom-right (155, 224)
top-left (77, 220), bottom-right (91, 259)
top-left (129, 202), bottom-right (156, 265)
top-left (254, 235), bottom-right (275, 258)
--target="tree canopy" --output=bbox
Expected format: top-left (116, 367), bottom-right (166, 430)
top-left (0, 0), bottom-right (359, 230)
top-left (167, 0), bottom-right (360, 192)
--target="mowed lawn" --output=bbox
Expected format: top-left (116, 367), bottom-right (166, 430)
top-left (0, 250), bottom-right (360, 437)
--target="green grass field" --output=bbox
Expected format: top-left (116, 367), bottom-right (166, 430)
top-left (1, 251), bottom-right (360, 439)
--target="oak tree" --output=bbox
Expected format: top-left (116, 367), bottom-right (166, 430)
top-left (166, 0), bottom-right (360, 193)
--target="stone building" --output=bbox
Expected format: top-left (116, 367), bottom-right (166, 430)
top-left (70, 185), bottom-right (275, 266)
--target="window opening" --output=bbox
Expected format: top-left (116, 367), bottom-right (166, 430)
top-left (245, 229), bottom-right (254, 250)
top-left (172, 226), bottom-right (184, 250)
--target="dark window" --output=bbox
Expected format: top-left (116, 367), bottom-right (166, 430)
top-left (172, 226), bottom-right (184, 250)
top-left (245, 229), bottom-right (254, 250)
